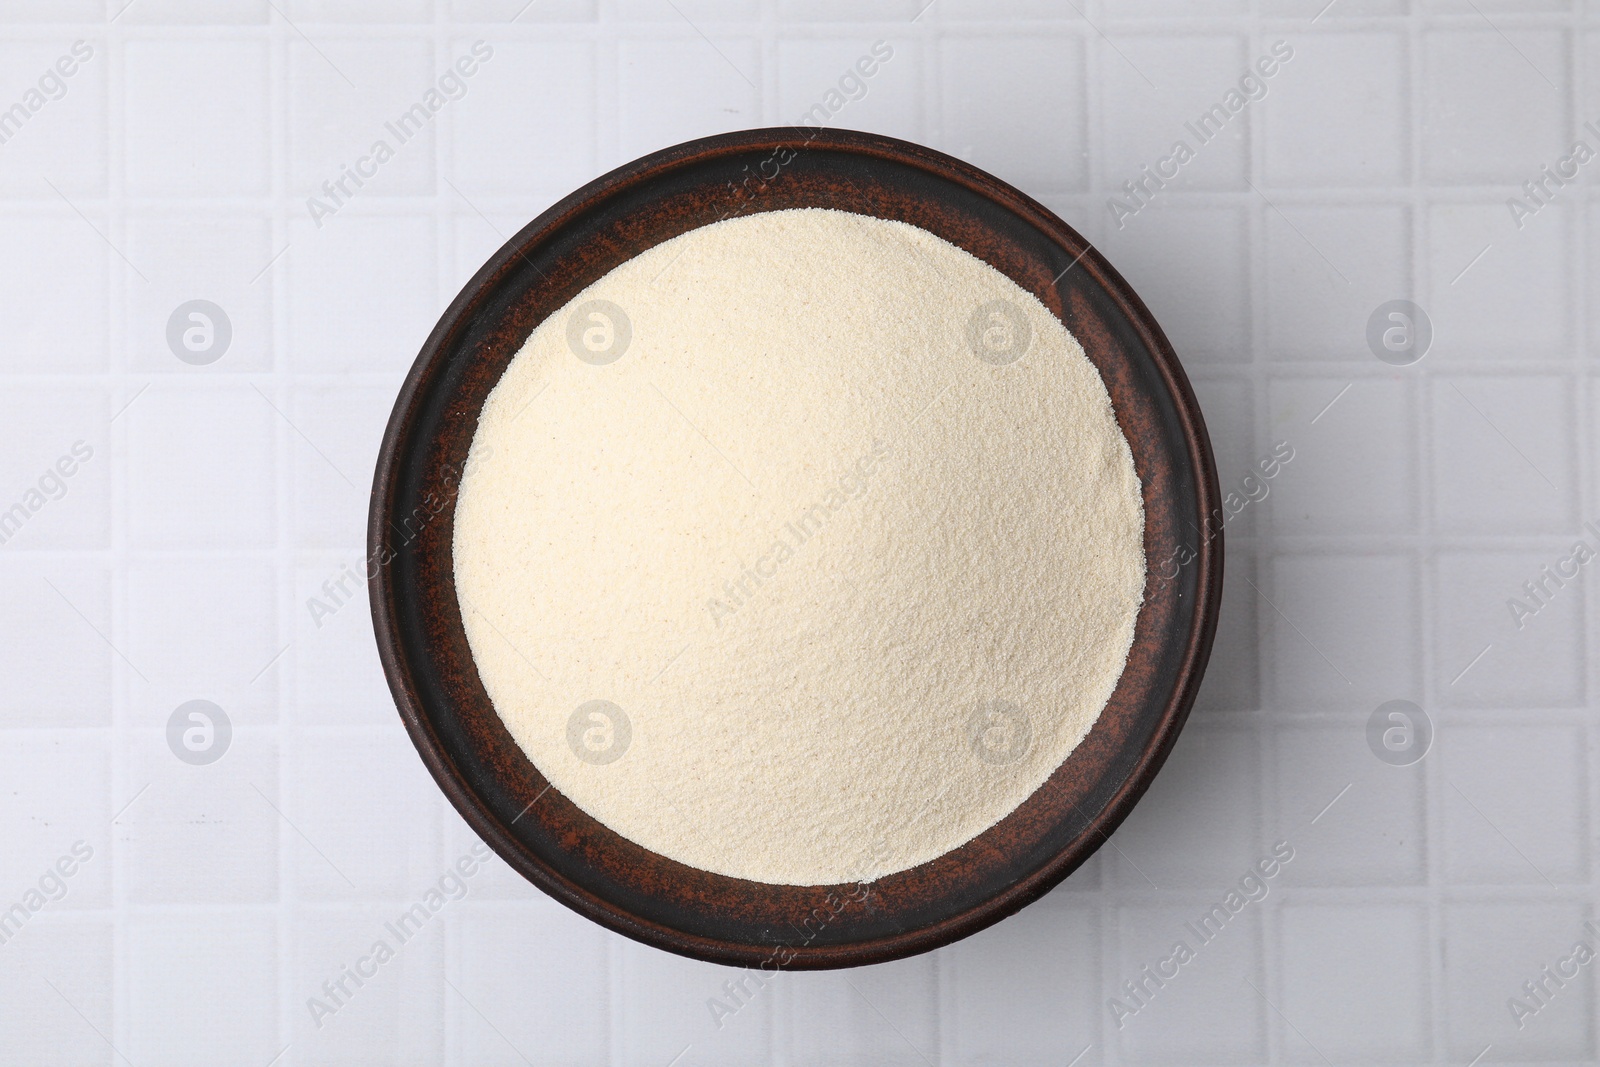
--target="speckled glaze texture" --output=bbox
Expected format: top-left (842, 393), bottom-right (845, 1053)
top-left (369, 128), bottom-right (1222, 969)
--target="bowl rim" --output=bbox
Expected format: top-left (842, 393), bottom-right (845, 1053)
top-left (369, 126), bottom-right (1223, 968)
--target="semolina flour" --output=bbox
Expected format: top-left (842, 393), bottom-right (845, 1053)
top-left (453, 208), bottom-right (1145, 886)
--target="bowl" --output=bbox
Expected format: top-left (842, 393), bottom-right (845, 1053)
top-left (369, 127), bottom-right (1221, 969)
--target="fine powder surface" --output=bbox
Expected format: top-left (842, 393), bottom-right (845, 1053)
top-left (453, 207), bottom-right (1145, 886)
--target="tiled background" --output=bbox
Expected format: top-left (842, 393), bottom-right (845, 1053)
top-left (0, 0), bottom-right (1594, 1064)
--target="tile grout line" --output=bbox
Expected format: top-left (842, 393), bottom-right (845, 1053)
top-left (1407, 7), bottom-right (1449, 1064)
top-left (1568, 10), bottom-right (1599, 1039)
top-left (1246, 2), bottom-right (1280, 1062)
top-left (107, 4), bottom-right (132, 1060)
top-left (270, 5), bottom-right (293, 1063)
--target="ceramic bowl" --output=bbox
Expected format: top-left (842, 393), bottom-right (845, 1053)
top-left (369, 127), bottom-right (1221, 968)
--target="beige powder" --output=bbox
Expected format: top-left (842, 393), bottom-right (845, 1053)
top-left (453, 207), bottom-right (1145, 886)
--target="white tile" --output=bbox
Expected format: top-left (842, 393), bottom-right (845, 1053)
top-left (0, 565), bottom-right (112, 728)
top-left (1271, 554), bottom-right (1419, 708)
top-left (0, 737), bottom-right (112, 908)
top-left (1581, 36), bottom-right (1600, 170)
top-left (286, 213), bottom-right (438, 374)
top-left (289, 0), bottom-right (431, 18)
top-left (0, 387), bottom-right (110, 548)
top-left (1434, 551), bottom-right (1586, 710)
top-left (126, 913), bottom-right (279, 1065)
top-left (1422, 30), bottom-right (1569, 183)
top-left (1266, 378), bottom-right (1415, 535)
top-left (1100, 36), bottom-right (1249, 194)
top-left (0, 38), bottom-right (107, 197)
top-left (293, 561), bottom-right (394, 728)
top-left (618, 39), bottom-right (761, 162)
top-left (777, 0), bottom-right (916, 17)
top-left (616, 941), bottom-right (772, 1065)
top-left (1099, 204), bottom-right (1249, 364)
top-left (289, 37), bottom-right (437, 201)
top-left (777, 38), bottom-right (922, 143)
top-left (455, 904), bottom-right (612, 1065)
top-left (1193, 549), bottom-right (1259, 712)
top-left (1442, 901), bottom-right (1594, 1060)
top-left (788, 955), bottom-right (938, 1066)
top-left (1108, 724), bottom-right (1261, 889)
top-left (126, 384), bottom-right (276, 549)
top-left (125, 213), bottom-right (274, 373)
top-left (122, 735), bottom-right (279, 904)
top-left (1276, 904), bottom-right (1431, 1061)
top-left (292, 732), bottom-right (443, 899)
top-left (443, 809), bottom-right (539, 900)
top-left (940, 0), bottom-right (1078, 16)
top-left (1102, 0), bottom-right (1245, 13)
top-left (1260, 0), bottom-right (1404, 14)
top-left (1262, 33), bottom-right (1407, 186)
top-left (1431, 375), bottom-right (1576, 535)
top-left (290, 383), bottom-right (388, 551)
top-left (291, 905), bottom-right (445, 1065)
top-left (1425, 0), bottom-right (1570, 11)
top-left (1113, 904), bottom-right (1264, 1063)
top-left (1273, 725), bottom-right (1426, 886)
top-left (450, 39), bottom-right (597, 198)
top-left (1428, 202), bottom-right (1569, 358)
top-left (939, 35), bottom-right (1085, 194)
top-left (1589, 208), bottom-right (1600, 353)
top-left (615, 0), bottom-right (758, 19)
top-left (1, 0), bottom-right (103, 18)
top-left (1055, 850), bottom-right (1104, 893)
top-left (120, 0), bottom-right (268, 20)
top-left (122, 39), bottom-right (270, 195)
top-left (0, 214), bottom-right (108, 373)
top-left (450, 208), bottom-right (556, 299)
top-left (1264, 204), bottom-right (1411, 361)
top-left (0, 918), bottom-right (112, 1067)
top-left (1441, 724), bottom-right (1588, 885)
top-left (947, 901), bottom-right (1100, 1066)
top-left (1594, 380), bottom-right (1600, 506)
top-left (450, 0), bottom-right (596, 18)
top-left (126, 559), bottom-right (280, 726)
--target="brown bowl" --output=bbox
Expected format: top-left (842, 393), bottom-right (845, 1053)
top-left (369, 127), bottom-right (1221, 969)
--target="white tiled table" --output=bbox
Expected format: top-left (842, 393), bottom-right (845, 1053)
top-left (0, 1), bottom-right (1595, 1064)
